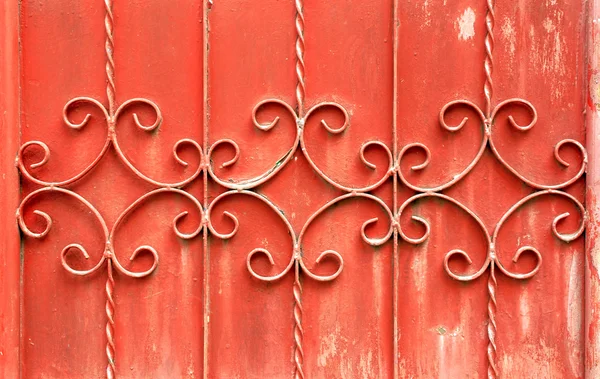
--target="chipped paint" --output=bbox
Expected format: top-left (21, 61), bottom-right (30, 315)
top-left (436, 323), bottom-right (470, 379)
top-left (530, 13), bottom-right (566, 77)
top-left (317, 325), bottom-right (341, 368)
top-left (421, 0), bottom-right (431, 29)
top-left (358, 349), bottom-right (374, 379)
top-left (457, 8), bottom-right (476, 41)
top-left (590, 73), bottom-right (600, 110)
top-left (543, 17), bottom-right (557, 33)
top-left (410, 253), bottom-right (428, 295)
top-left (528, 10), bottom-right (568, 103)
top-left (567, 253), bottom-right (584, 375)
top-left (501, 340), bottom-right (560, 377)
top-left (519, 290), bottom-right (531, 335)
top-left (501, 17), bottom-right (516, 64)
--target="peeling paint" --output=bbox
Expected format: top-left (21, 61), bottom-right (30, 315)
top-left (543, 17), bottom-right (557, 33)
top-left (519, 290), bottom-right (531, 335)
top-left (317, 325), bottom-right (342, 368)
top-left (501, 17), bottom-right (516, 64)
top-left (567, 253), bottom-right (584, 375)
top-left (421, 0), bottom-right (431, 29)
top-left (529, 10), bottom-right (568, 102)
top-left (358, 349), bottom-right (374, 379)
top-left (501, 340), bottom-right (559, 377)
top-left (457, 8), bottom-right (476, 41)
top-left (398, 358), bottom-right (410, 378)
top-left (411, 253), bottom-right (427, 295)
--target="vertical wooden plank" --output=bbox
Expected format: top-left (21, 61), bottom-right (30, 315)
top-left (301, 1), bottom-right (394, 377)
top-left (396, 0), bottom-right (586, 377)
top-left (115, 1), bottom-right (205, 377)
top-left (586, 1), bottom-right (600, 377)
top-left (396, 1), bottom-right (489, 376)
top-left (493, 1), bottom-right (586, 377)
top-left (206, 1), bottom-right (297, 377)
top-left (0, 0), bottom-right (21, 377)
top-left (19, 1), bottom-right (205, 377)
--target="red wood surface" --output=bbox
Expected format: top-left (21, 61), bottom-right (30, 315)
top-left (587, 0), bottom-right (600, 377)
top-left (3, 0), bottom-right (591, 378)
top-left (208, 1), bottom-right (393, 377)
top-left (0, 0), bottom-right (21, 376)
top-left (396, 0), bottom-right (586, 377)
top-left (19, 1), bottom-right (205, 377)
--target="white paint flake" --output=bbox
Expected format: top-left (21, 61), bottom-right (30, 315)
top-left (501, 17), bottom-right (516, 63)
top-left (457, 8), bottom-right (476, 41)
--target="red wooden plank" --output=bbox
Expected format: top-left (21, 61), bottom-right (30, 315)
top-left (0, 1), bottom-right (21, 377)
top-left (396, 0), bottom-right (586, 377)
top-left (207, 0), bottom-right (394, 376)
top-left (18, 1), bottom-right (205, 377)
top-left (207, 3), bottom-right (297, 376)
top-left (586, 1), bottom-right (600, 377)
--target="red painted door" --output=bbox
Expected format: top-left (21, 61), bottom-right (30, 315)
top-left (1, 0), bottom-right (598, 378)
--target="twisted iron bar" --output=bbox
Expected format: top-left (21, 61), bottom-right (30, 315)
top-left (293, 262), bottom-right (304, 379)
top-left (105, 0), bottom-right (116, 116)
top-left (104, 6), bottom-right (116, 368)
top-left (295, 0), bottom-right (305, 119)
top-left (106, 260), bottom-right (116, 379)
top-left (487, 261), bottom-right (497, 378)
top-left (484, 0), bottom-right (494, 118)
top-left (395, 0), bottom-right (587, 377)
top-left (294, 3), bottom-right (306, 372)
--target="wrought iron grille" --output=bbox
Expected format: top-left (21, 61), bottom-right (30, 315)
top-left (15, 0), bottom-right (587, 378)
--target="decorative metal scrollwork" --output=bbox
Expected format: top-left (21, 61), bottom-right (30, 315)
top-left (15, 0), bottom-right (588, 378)
top-left (16, 1), bottom-right (204, 377)
top-left (208, 99), bottom-right (393, 193)
top-left (205, 190), bottom-right (393, 378)
top-left (397, 98), bottom-right (586, 193)
top-left (393, 0), bottom-right (587, 377)
top-left (18, 97), bottom-right (203, 189)
top-left (203, 1), bottom-right (395, 377)
top-left (17, 0), bottom-right (394, 377)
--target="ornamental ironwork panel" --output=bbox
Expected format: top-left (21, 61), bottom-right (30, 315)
top-left (15, 0), bottom-right (587, 378)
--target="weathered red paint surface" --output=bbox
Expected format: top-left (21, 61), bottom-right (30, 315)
top-left (587, 1), bottom-right (600, 378)
top-left (2, 0), bottom-right (591, 378)
top-left (0, 0), bottom-right (21, 377)
top-left (396, 1), bottom-right (586, 377)
top-left (208, 1), bottom-right (393, 377)
top-left (19, 1), bottom-right (205, 377)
